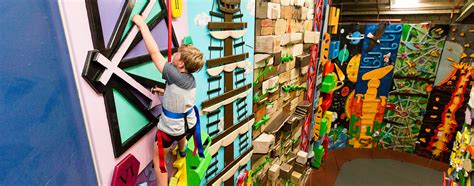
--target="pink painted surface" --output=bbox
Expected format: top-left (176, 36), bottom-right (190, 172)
top-left (59, 0), bottom-right (189, 184)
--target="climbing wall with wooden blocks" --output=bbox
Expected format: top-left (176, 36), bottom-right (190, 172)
top-left (252, 0), bottom-right (319, 184)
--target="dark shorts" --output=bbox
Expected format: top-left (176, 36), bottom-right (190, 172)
top-left (155, 125), bottom-right (195, 148)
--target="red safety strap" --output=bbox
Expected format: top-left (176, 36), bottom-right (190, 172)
top-left (193, 133), bottom-right (198, 156)
top-left (167, 0), bottom-right (172, 62)
top-left (156, 130), bottom-right (171, 173)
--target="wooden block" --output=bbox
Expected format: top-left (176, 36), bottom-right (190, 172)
top-left (296, 150), bottom-right (308, 164)
top-left (296, 20), bottom-right (304, 32)
top-left (268, 163), bottom-right (281, 180)
top-left (287, 58), bottom-right (296, 70)
top-left (303, 20), bottom-right (313, 31)
top-left (293, 32), bottom-right (303, 43)
top-left (273, 51), bottom-right (282, 65)
top-left (281, 33), bottom-right (303, 45)
top-left (304, 0), bottom-right (313, 8)
top-left (280, 0), bottom-right (290, 5)
top-left (281, 45), bottom-right (293, 56)
top-left (278, 62), bottom-right (287, 74)
top-left (298, 93), bottom-right (305, 103)
top-left (307, 8), bottom-right (314, 19)
top-left (269, 91), bottom-right (280, 102)
top-left (301, 7), bottom-right (308, 20)
top-left (260, 19), bottom-right (275, 27)
top-left (291, 98), bottom-right (299, 110)
top-left (255, 54), bottom-right (273, 69)
top-left (274, 19), bottom-right (287, 35)
top-left (270, 0), bottom-right (280, 3)
top-left (262, 75), bottom-right (279, 94)
top-left (256, 20), bottom-right (262, 36)
top-left (293, 7), bottom-right (302, 20)
top-left (291, 171), bottom-right (302, 184)
top-left (299, 74), bottom-right (307, 84)
top-left (279, 71), bottom-right (290, 84)
top-left (288, 19), bottom-right (297, 33)
top-left (266, 101), bottom-right (278, 115)
top-left (252, 129), bottom-right (262, 140)
top-left (305, 0), bottom-right (314, 8)
top-left (280, 163), bottom-right (293, 180)
top-left (292, 124), bottom-right (302, 139)
top-left (253, 133), bottom-right (275, 154)
top-left (292, 44), bottom-right (304, 56)
top-left (295, 54), bottom-right (310, 67)
top-left (300, 65), bottom-right (309, 75)
top-left (280, 33), bottom-right (291, 46)
top-left (303, 31), bottom-right (320, 44)
top-left (291, 68), bottom-right (299, 80)
top-left (261, 26), bottom-right (274, 35)
top-left (294, 0), bottom-right (304, 6)
top-left (256, 35), bottom-right (282, 53)
top-left (257, 2), bottom-right (281, 19)
top-left (293, 162), bottom-right (306, 174)
top-left (280, 6), bottom-right (293, 20)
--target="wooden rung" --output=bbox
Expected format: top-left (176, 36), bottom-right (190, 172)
top-left (208, 22), bottom-right (247, 29)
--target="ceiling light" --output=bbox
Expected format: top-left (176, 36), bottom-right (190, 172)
top-left (392, 0), bottom-right (421, 9)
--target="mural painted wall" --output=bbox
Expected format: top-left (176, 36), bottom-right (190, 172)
top-left (380, 24), bottom-right (448, 152)
top-left (416, 24), bottom-right (474, 163)
top-left (327, 24), bottom-right (366, 150)
top-left (348, 23), bottom-right (402, 148)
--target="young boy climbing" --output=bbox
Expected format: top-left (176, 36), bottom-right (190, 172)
top-left (133, 15), bottom-right (205, 186)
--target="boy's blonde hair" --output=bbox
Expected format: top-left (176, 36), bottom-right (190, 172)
top-left (178, 45), bottom-right (204, 73)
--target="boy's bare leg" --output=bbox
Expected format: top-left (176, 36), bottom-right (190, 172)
top-left (153, 143), bottom-right (170, 186)
top-left (178, 137), bottom-right (187, 155)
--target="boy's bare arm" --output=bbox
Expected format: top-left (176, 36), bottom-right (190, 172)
top-left (133, 15), bottom-right (166, 73)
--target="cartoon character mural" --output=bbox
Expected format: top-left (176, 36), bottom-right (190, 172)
top-left (348, 23), bottom-right (402, 148)
top-left (416, 24), bottom-right (474, 163)
top-left (59, 0), bottom-right (254, 185)
top-left (379, 24), bottom-right (449, 152)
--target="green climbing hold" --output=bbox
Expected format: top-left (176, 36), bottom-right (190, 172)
top-left (183, 36), bottom-right (193, 45)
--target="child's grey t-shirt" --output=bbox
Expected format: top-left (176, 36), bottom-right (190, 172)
top-left (158, 63), bottom-right (197, 136)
